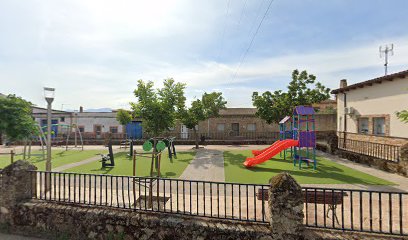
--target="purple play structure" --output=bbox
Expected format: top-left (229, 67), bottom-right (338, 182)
top-left (292, 106), bottom-right (317, 169)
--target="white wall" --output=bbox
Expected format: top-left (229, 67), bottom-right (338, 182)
top-left (76, 112), bottom-right (123, 133)
top-left (336, 76), bottom-right (408, 138)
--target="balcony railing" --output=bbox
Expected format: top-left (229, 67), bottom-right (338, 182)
top-left (338, 137), bottom-right (401, 162)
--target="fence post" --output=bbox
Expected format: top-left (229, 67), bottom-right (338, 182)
top-left (268, 172), bottom-right (304, 240)
top-left (0, 160), bottom-right (37, 225)
top-left (400, 143), bottom-right (408, 176)
top-left (10, 150), bottom-right (14, 163)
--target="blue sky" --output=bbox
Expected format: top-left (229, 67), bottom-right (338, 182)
top-left (1, 0), bottom-right (407, 110)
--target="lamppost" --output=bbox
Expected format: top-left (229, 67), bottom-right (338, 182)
top-left (44, 87), bottom-right (55, 190)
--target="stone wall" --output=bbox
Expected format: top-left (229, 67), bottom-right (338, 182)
top-left (336, 147), bottom-right (408, 177)
top-left (170, 113), bottom-right (336, 137)
top-left (10, 201), bottom-right (272, 240)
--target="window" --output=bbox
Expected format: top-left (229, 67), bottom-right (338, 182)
top-left (216, 123), bottom-right (225, 132)
top-left (110, 126), bottom-right (118, 134)
top-left (78, 126), bottom-right (85, 133)
top-left (60, 117), bottom-right (65, 122)
top-left (358, 118), bottom-right (369, 134)
top-left (373, 117), bottom-right (385, 135)
top-left (247, 123), bottom-right (256, 131)
top-left (94, 125), bottom-right (102, 136)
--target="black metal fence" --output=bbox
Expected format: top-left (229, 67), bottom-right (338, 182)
top-left (303, 187), bottom-right (407, 236)
top-left (338, 138), bottom-right (401, 162)
top-left (31, 171), bottom-right (268, 223)
top-left (30, 171), bottom-right (407, 236)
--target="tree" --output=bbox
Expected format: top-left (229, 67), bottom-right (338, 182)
top-left (116, 109), bottom-right (133, 138)
top-left (0, 94), bottom-right (37, 142)
top-left (130, 78), bottom-right (186, 137)
top-left (181, 92), bottom-right (227, 149)
top-left (252, 69), bottom-right (330, 124)
top-left (397, 110), bottom-right (408, 123)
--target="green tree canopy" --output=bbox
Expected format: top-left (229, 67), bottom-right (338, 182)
top-left (116, 109), bottom-right (132, 126)
top-left (252, 69), bottom-right (331, 124)
top-left (397, 110), bottom-right (408, 123)
top-left (181, 92), bottom-right (227, 148)
top-left (130, 78), bottom-right (186, 137)
top-left (0, 94), bottom-right (37, 141)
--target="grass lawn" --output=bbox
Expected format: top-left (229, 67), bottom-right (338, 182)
top-left (224, 150), bottom-right (394, 185)
top-left (0, 149), bottom-right (105, 170)
top-left (63, 151), bottom-right (196, 178)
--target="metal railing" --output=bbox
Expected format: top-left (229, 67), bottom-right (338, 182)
top-left (303, 187), bottom-right (407, 236)
top-left (165, 132), bottom-right (281, 141)
top-left (31, 171), bottom-right (268, 223)
top-left (338, 138), bottom-right (401, 162)
top-left (29, 171), bottom-right (407, 236)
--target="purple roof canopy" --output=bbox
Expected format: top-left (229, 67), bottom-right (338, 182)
top-left (293, 106), bottom-right (315, 115)
top-left (279, 116), bottom-right (291, 124)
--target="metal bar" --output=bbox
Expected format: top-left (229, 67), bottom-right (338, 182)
top-left (360, 191), bottom-right (363, 231)
top-left (217, 183), bottom-right (220, 218)
top-left (190, 181), bottom-right (192, 215)
top-left (369, 192), bottom-right (373, 231)
top-left (389, 193), bottom-right (392, 234)
top-left (305, 188), bottom-right (308, 225)
top-left (399, 193), bottom-right (403, 235)
top-left (210, 182), bottom-right (213, 217)
top-left (341, 190), bottom-right (344, 230)
top-left (379, 192), bottom-right (382, 233)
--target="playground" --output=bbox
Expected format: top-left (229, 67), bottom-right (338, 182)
top-left (1, 105), bottom-right (399, 188)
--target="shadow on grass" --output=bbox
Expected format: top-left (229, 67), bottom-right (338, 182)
top-left (223, 150), bottom-right (392, 185)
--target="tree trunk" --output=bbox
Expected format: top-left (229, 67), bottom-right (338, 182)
top-left (193, 128), bottom-right (199, 149)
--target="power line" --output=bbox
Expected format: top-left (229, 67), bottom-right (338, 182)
top-left (231, 0), bottom-right (275, 81)
top-left (236, 0), bottom-right (248, 28)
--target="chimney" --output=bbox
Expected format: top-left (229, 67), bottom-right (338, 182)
top-left (340, 79), bottom-right (347, 88)
top-left (79, 106), bottom-right (83, 113)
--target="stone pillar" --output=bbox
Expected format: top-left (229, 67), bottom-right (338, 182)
top-left (0, 160), bottom-right (37, 224)
top-left (268, 172), bottom-right (304, 240)
top-left (400, 143), bottom-right (408, 176)
top-left (327, 131), bottom-right (338, 154)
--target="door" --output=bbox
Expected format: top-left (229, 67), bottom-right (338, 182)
top-left (126, 121), bottom-right (143, 139)
top-left (181, 125), bottom-right (189, 139)
top-left (41, 119), bottom-right (58, 138)
top-left (231, 123), bottom-right (239, 136)
top-left (94, 125), bottom-right (102, 139)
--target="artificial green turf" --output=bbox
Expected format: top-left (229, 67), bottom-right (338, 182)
top-left (0, 149), bottom-right (105, 170)
top-left (63, 151), bottom-right (196, 178)
top-left (224, 150), bottom-right (394, 185)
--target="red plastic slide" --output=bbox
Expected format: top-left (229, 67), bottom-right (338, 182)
top-left (251, 140), bottom-right (281, 156)
top-left (244, 139), bottom-right (299, 168)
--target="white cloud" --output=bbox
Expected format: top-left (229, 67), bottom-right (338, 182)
top-left (1, 0), bottom-right (407, 109)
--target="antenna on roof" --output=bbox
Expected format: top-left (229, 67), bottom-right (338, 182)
top-left (379, 44), bottom-right (394, 75)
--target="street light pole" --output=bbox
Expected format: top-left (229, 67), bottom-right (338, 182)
top-left (44, 87), bottom-right (55, 191)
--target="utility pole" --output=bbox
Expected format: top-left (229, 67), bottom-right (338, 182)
top-left (379, 44), bottom-right (394, 75)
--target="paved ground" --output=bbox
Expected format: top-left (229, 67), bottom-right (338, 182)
top-left (306, 150), bottom-right (408, 192)
top-left (179, 149), bottom-right (225, 182)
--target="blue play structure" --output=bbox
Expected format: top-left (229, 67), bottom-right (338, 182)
top-left (41, 119), bottom-right (58, 138)
top-left (126, 121), bottom-right (143, 139)
top-left (279, 116), bottom-right (293, 160)
top-left (292, 106), bottom-right (317, 169)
